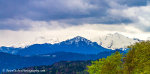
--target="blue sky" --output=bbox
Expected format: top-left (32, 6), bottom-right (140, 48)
top-left (0, 0), bottom-right (150, 47)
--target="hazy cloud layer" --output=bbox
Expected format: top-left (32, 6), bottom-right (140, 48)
top-left (1, 23), bottom-right (150, 47)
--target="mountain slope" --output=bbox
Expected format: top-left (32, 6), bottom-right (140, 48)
top-left (0, 46), bottom-right (20, 54)
top-left (98, 33), bottom-right (140, 49)
top-left (52, 36), bottom-right (109, 54)
top-left (17, 43), bottom-right (53, 56)
top-left (147, 37), bottom-right (150, 40)
top-left (0, 50), bottom-right (123, 73)
top-left (0, 36), bottom-right (110, 56)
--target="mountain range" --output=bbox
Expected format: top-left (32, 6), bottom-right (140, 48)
top-left (0, 33), bottom-right (140, 56)
top-left (0, 36), bottom-right (110, 56)
top-left (0, 33), bottom-right (140, 73)
top-left (0, 50), bottom-right (125, 73)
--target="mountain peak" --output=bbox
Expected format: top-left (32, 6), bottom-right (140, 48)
top-left (114, 32), bottom-right (120, 35)
top-left (69, 36), bottom-right (91, 43)
top-left (107, 33), bottom-right (124, 37)
top-left (58, 36), bottom-right (93, 46)
top-left (72, 36), bottom-right (87, 40)
top-left (99, 33), bottom-right (139, 49)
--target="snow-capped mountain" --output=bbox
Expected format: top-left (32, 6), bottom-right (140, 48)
top-left (0, 36), bottom-right (110, 56)
top-left (52, 36), bottom-right (110, 54)
top-left (147, 37), bottom-right (150, 40)
top-left (57, 36), bottom-right (94, 46)
top-left (97, 33), bottom-right (140, 50)
top-left (0, 33), bottom-right (142, 54)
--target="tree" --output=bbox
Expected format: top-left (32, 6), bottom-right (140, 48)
top-left (87, 51), bottom-right (123, 74)
top-left (87, 41), bottom-right (150, 74)
top-left (124, 41), bottom-right (150, 74)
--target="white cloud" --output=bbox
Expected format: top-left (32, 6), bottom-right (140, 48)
top-left (109, 5), bottom-right (150, 32)
top-left (0, 20), bottom-right (150, 47)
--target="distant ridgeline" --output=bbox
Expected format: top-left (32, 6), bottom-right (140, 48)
top-left (0, 36), bottom-right (128, 56)
top-left (0, 36), bottom-right (127, 73)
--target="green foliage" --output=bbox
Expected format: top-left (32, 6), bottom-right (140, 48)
top-left (87, 41), bottom-right (150, 74)
top-left (87, 52), bottom-right (123, 74)
top-left (124, 41), bottom-right (150, 74)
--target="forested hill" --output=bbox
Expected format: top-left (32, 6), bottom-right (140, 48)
top-left (6, 61), bottom-right (91, 74)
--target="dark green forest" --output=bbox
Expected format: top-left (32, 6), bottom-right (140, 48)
top-left (8, 61), bottom-right (91, 74)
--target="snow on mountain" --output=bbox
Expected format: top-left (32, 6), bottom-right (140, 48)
top-left (59, 36), bottom-right (94, 46)
top-left (133, 38), bottom-right (141, 42)
top-left (97, 33), bottom-right (140, 50)
top-left (0, 36), bottom-right (110, 56)
top-left (147, 37), bottom-right (150, 40)
top-left (0, 32), bottom-right (142, 50)
top-left (51, 36), bottom-right (110, 54)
